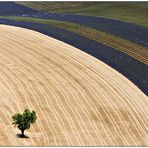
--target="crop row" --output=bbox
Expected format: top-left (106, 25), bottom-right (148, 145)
top-left (0, 18), bottom-right (147, 95)
top-left (0, 2), bottom-right (148, 47)
top-left (1, 16), bottom-right (147, 65)
top-left (25, 13), bottom-right (148, 47)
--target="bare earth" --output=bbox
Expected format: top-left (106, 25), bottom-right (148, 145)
top-left (0, 25), bottom-right (147, 146)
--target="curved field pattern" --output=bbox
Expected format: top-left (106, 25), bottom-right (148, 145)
top-left (28, 13), bottom-right (148, 47)
top-left (0, 25), bottom-right (147, 146)
top-left (0, 2), bottom-right (148, 47)
top-left (0, 19), bottom-right (147, 96)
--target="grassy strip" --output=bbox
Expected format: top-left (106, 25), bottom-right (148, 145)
top-left (1, 16), bottom-right (148, 65)
top-left (17, 2), bottom-right (148, 28)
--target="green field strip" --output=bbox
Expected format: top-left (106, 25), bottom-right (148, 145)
top-left (1, 16), bottom-right (148, 65)
top-left (17, 2), bottom-right (148, 28)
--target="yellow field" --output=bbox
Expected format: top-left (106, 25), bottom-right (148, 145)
top-left (0, 25), bottom-right (147, 146)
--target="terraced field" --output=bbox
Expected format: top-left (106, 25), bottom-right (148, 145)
top-left (0, 25), bottom-right (148, 146)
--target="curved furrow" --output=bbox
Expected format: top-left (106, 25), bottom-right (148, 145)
top-left (0, 42), bottom-right (61, 145)
top-left (0, 57), bottom-right (43, 146)
top-left (1, 27), bottom-right (147, 97)
top-left (1, 38), bottom-right (97, 145)
top-left (3, 32), bottom-right (146, 145)
top-left (0, 32), bottom-right (120, 145)
top-left (1, 26), bottom-right (147, 145)
top-left (0, 21), bottom-right (147, 95)
top-left (0, 25), bottom-right (147, 146)
top-left (8, 28), bottom-right (108, 146)
top-left (0, 49), bottom-right (66, 146)
top-left (0, 29), bottom-right (121, 146)
top-left (0, 27), bottom-right (110, 145)
top-left (1, 25), bottom-right (147, 125)
top-left (0, 40), bottom-right (81, 146)
top-left (0, 74), bottom-right (31, 146)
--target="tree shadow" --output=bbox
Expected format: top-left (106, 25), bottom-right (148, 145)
top-left (16, 133), bottom-right (29, 138)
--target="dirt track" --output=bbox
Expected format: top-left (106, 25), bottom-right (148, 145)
top-left (0, 25), bottom-right (147, 146)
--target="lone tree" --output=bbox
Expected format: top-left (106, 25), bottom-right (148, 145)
top-left (12, 109), bottom-right (37, 137)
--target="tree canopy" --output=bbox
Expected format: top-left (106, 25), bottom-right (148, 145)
top-left (12, 109), bottom-right (37, 137)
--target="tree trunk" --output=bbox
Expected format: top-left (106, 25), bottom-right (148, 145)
top-left (21, 130), bottom-right (24, 137)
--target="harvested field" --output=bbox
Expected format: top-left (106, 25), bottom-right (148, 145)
top-left (1, 16), bottom-right (148, 64)
top-left (0, 25), bottom-right (147, 146)
top-left (0, 19), bottom-right (147, 96)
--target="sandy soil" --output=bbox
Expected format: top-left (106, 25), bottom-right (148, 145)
top-left (0, 25), bottom-right (147, 146)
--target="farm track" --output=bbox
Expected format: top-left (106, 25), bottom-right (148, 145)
top-left (0, 19), bottom-right (147, 96)
top-left (0, 25), bottom-right (148, 146)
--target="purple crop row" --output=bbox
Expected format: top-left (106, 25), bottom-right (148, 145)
top-left (27, 13), bottom-right (148, 48)
top-left (0, 2), bottom-right (39, 15)
top-left (0, 18), bottom-right (147, 95)
top-left (0, 2), bottom-right (148, 47)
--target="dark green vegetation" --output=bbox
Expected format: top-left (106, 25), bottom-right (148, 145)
top-left (17, 2), bottom-right (148, 27)
top-left (1, 16), bottom-right (148, 65)
top-left (12, 109), bottom-right (37, 137)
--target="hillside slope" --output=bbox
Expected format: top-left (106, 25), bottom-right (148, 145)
top-left (0, 2), bottom-right (39, 15)
top-left (17, 2), bottom-right (148, 28)
top-left (0, 19), bottom-right (147, 96)
top-left (0, 25), bottom-right (147, 146)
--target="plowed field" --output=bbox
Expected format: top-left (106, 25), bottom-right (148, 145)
top-left (0, 25), bottom-right (147, 146)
